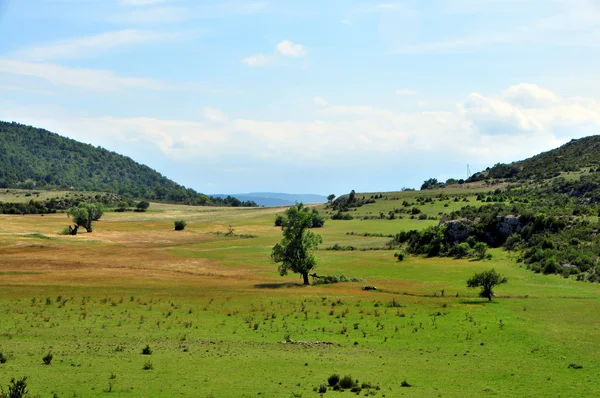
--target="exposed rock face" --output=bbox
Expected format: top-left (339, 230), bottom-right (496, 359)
top-left (443, 219), bottom-right (472, 243)
top-left (496, 215), bottom-right (525, 238)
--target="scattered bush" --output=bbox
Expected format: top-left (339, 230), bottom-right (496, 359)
top-left (318, 384), bottom-right (327, 393)
top-left (327, 374), bottom-right (340, 387)
top-left (400, 379), bottom-right (412, 387)
top-left (174, 220), bottom-right (187, 231)
top-left (339, 375), bottom-right (355, 389)
top-left (141, 345), bottom-right (152, 355)
top-left (0, 352), bottom-right (7, 364)
top-left (42, 352), bottom-right (53, 365)
top-left (142, 361), bottom-right (153, 370)
top-left (2, 376), bottom-right (29, 398)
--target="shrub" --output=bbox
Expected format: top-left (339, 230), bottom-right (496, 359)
top-left (327, 374), bottom-right (340, 387)
top-left (339, 375), bottom-right (354, 389)
top-left (2, 376), bottom-right (28, 398)
top-left (400, 379), bottom-right (412, 387)
top-left (395, 252), bottom-right (405, 261)
top-left (42, 352), bottom-right (53, 365)
top-left (174, 220), bottom-right (187, 231)
top-left (141, 345), bottom-right (152, 355)
top-left (142, 361), bottom-right (153, 370)
top-left (473, 242), bottom-right (488, 260)
top-left (318, 384), bottom-right (327, 393)
top-left (0, 352), bottom-right (7, 364)
top-left (274, 215), bottom-right (286, 227)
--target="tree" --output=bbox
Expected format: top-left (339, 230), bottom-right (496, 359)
top-left (66, 202), bottom-right (104, 234)
top-left (467, 269), bottom-right (507, 301)
top-left (327, 194), bottom-right (336, 204)
top-left (271, 203), bottom-right (323, 285)
top-left (473, 242), bottom-right (488, 259)
top-left (136, 200), bottom-right (150, 212)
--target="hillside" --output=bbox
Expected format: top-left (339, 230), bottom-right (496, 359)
top-left (0, 121), bottom-right (254, 206)
top-left (468, 135), bottom-right (600, 182)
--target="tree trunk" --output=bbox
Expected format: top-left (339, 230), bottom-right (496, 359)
top-left (302, 273), bottom-right (310, 285)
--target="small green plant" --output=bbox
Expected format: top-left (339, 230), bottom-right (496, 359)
top-left (142, 360), bottom-right (153, 370)
top-left (318, 384), bottom-right (327, 394)
top-left (339, 375), bottom-right (354, 389)
top-left (174, 220), bottom-right (187, 231)
top-left (141, 345), bottom-right (152, 355)
top-left (42, 352), bottom-right (53, 365)
top-left (400, 379), bottom-right (412, 387)
top-left (2, 376), bottom-right (29, 398)
top-left (327, 374), bottom-right (340, 387)
top-left (0, 352), bottom-right (7, 364)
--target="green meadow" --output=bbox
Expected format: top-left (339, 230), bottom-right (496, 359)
top-left (0, 190), bottom-right (599, 397)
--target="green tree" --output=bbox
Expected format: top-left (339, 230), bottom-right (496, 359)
top-left (66, 202), bottom-right (104, 234)
top-left (473, 242), bottom-right (488, 259)
top-left (271, 203), bottom-right (323, 285)
top-left (136, 200), bottom-right (150, 212)
top-left (467, 269), bottom-right (507, 301)
top-left (327, 194), bottom-right (336, 204)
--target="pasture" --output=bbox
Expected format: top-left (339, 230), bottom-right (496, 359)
top-left (0, 192), bottom-right (599, 397)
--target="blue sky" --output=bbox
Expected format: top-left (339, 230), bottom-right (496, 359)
top-left (1, 0), bottom-right (599, 195)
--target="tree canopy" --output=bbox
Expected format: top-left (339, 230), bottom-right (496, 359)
top-left (66, 202), bottom-right (105, 234)
top-left (467, 269), bottom-right (507, 301)
top-left (271, 203), bottom-right (323, 285)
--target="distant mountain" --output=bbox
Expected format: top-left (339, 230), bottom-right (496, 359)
top-left (214, 193), bottom-right (327, 207)
top-left (0, 121), bottom-right (255, 206)
top-left (468, 135), bottom-right (600, 182)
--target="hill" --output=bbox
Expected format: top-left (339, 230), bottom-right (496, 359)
top-left (215, 193), bottom-right (327, 207)
top-left (468, 135), bottom-right (600, 182)
top-left (0, 121), bottom-right (254, 206)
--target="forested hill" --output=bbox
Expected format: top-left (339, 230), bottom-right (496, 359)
top-left (0, 121), bottom-right (255, 206)
top-left (468, 135), bottom-right (600, 182)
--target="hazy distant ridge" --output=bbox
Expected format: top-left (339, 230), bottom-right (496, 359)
top-left (214, 193), bottom-right (327, 207)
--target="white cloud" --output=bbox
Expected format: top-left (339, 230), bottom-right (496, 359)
top-left (4, 84), bottom-right (597, 176)
top-left (396, 88), bottom-right (417, 96)
top-left (13, 29), bottom-right (181, 61)
top-left (275, 40), bottom-right (307, 57)
top-left (314, 96), bottom-right (329, 106)
top-left (241, 54), bottom-right (273, 67)
top-left (502, 83), bottom-right (559, 107)
top-left (242, 40), bottom-right (307, 67)
top-left (203, 107), bottom-right (227, 122)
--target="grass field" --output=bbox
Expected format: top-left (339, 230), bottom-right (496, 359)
top-left (1, 191), bottom-right (599, 397)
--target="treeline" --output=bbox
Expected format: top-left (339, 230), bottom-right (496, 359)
top-left (0, 193), bottom-right (122, 215)
top-left (0, 122), bottom-right (256, 207)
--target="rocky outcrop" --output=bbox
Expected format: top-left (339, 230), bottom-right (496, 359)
top-left (442, 219), bottom-right (473, 243)
top-left (496, 215), bottom-right (525, 238)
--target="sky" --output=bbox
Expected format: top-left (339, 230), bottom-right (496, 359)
top-left (1, 0), bottom-right (599, 195)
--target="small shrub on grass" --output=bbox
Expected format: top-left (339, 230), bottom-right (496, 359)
top-left (568, 363), bottom-right (583, 369)
top-left (394, 252), bottom-right (405, 261)
top-left (318, 384), bottom-right (327, 394)
top-left (141, 345), bottom-right (152, 355)
top-left (142, 361), bottom-right (153, 370)
top-left (42, 352), bottom-right (53, 365)
top-left (2, 376), bottom-right (29, 398)
top-left (400, 379), bottom-right (412, 387)
top-left (0, 352), bottom-right (7, 364)
top-left (327, 374), bottom-right (340, 387)
top-left (174, 220), bottom-right (187, 231)
top-left (339, 375), bottom-right (354, 389)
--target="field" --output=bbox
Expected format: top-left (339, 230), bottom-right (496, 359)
top-left (1, 191), bottom-right (599, 397)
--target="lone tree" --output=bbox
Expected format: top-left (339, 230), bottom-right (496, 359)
top-left (135, 200), bottom-right (150, 212)
top-left (467, 269), bottom-right (507, 301)
top-left (327, 194), bottom-right (336, 204)
top-left (66, 202), bottom-right (104, 235)
top-left (271, 203), bottom-right (323, 285)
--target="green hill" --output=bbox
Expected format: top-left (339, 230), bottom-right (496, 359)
top-left (0, 121), bottom-right (254, 206)
top-left (468, 135), bottom-right (600, 182)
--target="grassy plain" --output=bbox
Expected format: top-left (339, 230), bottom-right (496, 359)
top-left (1, 190), bottom-right (599, 397)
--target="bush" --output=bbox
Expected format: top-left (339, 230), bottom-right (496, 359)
top-left (2, 376), bottom-right (29, 398)
top-left (142, 361), bottom-right (153, 370)
top-left (318, 384), bottom-right (327, 393)
top-left (42, 352), bottom-right (53, 365)
top-left (395, 252), bottom-right (405, 261)
top-left (174, 220), bottom-right (187, 231)
top-left (339, 375), bottom-right (354, 389)
top-left (0, 352), bottom-right (7, 364)
top-left (274, 215), bottom-right (286, 227)
top-left (141, 345), bottom-right (152, 355)
top-left (473, 242), bottom-right (488, 260)
top-left (400, 379), bottom-right (412, 387)
top-left (327, 374), bottom-right (340, 387)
